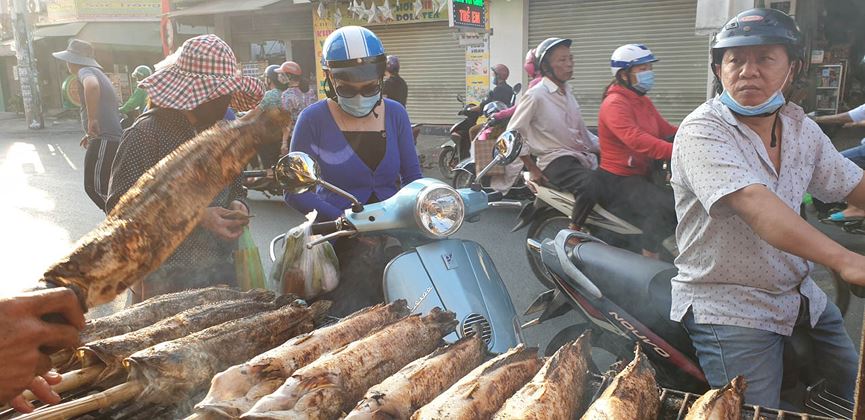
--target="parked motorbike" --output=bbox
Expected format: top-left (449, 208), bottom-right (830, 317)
top-left (524, 229), bottom-right (854, 418)
top-left (266, 131), bottom-right (526, 353)
top-left (439, 96), bottom-right (482, 179)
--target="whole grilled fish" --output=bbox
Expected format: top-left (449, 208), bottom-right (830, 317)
top-left (194, 301), bottom-right (410, 419)
top-left (494, 331), bottom-right (592, 420)
top-left (124, 300), bottom-right (329, 405)
top-left (581, 346), bottom-right (659, 420)
top-left (411, 344), bottom-right (541, 420)
top-left (243, 308), bottom-right (458, 420)
top-left (684, 376), bottom-right (746, 420)
top-left (40, 108), bottom-right (291, 309)
top-left (80, 296), bottom-right (292, 382)
top-left (345, 335), bottom-right (486, 420)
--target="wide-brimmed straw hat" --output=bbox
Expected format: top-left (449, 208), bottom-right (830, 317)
top-left (52, 39), bottom-right (102, 69)
top-left (139, 34), bottom-right (264, 112)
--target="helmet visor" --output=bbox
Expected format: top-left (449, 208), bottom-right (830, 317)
top-left (327, 56), bottom-right (386, 82)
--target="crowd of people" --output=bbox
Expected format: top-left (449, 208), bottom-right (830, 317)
top-left (3, 6), bottom-right (865, 414)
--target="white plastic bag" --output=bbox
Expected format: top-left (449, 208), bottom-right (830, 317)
top-left (269, 211), bottom-right (340, 299)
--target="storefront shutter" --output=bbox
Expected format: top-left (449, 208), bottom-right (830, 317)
top-left (528, 0), bottom-right (710, 125)
top-left (375, 21), bottom-right (466, 125)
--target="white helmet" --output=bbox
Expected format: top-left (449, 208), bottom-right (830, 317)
top-left (610, 44), bottom-right (658, 76)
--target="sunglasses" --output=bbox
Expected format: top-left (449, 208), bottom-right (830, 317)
top-left (333, 81), bottom-right (381, 98)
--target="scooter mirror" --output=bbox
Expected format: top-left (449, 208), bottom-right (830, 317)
top-left (495, 130), bottom-right (524, 165)
top-left (273, 151), bottom-right (320, 194)
top-left (513, 82), bottom-right (522, 95)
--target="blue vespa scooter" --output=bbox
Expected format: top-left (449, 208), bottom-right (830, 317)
top-left (269, 131), bottom-right (527, 353)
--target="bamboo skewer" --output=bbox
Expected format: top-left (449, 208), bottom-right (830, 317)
top-left (49, 349), bottom-right (74, 369)
top-left (15, 381), bottom-right (143, 420)
top-left (20, 365), bottom-right (106, 402)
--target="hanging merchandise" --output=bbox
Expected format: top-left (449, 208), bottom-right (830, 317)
top-left (380, 0), bottom-right (395, 22)
top-left (414, 0), bottom-right (424, 18)
top-left (334, 6), bottom-right (343, 27)
top-left (318, 1), bottom-right (328, 19)
top-left (349, 0), bottom-right (364, 19)
top-left (367, 2), bottom-right (380, 24)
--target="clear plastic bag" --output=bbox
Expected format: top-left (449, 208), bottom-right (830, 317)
top-left (269, 211), bottom-right (340, 299)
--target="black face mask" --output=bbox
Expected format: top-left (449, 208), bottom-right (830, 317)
top-left (191, 95), bottom-right (232, 130)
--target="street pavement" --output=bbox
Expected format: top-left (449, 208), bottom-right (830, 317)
top-left (0, 115), bottom-right (863, 355)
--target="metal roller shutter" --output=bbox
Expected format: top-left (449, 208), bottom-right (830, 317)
top-left (375, 22), bottom-right (465, 125)
top-left (528, 0), bottom-right (710, 125)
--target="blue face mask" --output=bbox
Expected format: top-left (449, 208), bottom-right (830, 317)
top-left (633, 70), bottom-right (655, 93)
top-left (718, 65), bottom-right (792, 116)
top-left (337, 92), bottom-right (380, 118)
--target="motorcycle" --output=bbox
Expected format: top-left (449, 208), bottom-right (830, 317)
top-left (265, 131), bottom-right (527, 353)
top-left (439, 96), bottom-right (482, 179)
top-left (524, 229), bottom-right (854, 418)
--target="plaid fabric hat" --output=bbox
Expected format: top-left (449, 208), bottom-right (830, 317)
top-left (139, 34), bottom-right (264, 112)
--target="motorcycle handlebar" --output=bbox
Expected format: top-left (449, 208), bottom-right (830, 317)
top-left (242, 170), bottom-right (268, 178)
top-left (310, 221), bottom-right (339, 235)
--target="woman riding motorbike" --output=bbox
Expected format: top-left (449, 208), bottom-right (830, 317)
top-left (597, 43), bottom-right (678, 259)
top-left (285, 26), bottom-right (422, 316)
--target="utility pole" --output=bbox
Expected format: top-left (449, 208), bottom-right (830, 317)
top-left (11, 0), bottom-right (43, 129)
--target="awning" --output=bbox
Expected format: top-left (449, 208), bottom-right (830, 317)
top-left (33, 22), bottom-right (87, 38)
top-left (77, 22), bottom-right (161, 49)
top-left (169, 0), bottom-right (283, 17)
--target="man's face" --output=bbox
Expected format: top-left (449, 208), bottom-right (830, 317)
top-left (718, 44), bottom-right (793, 106)
top-left (191, 95), bottom-right (232, 130)
top-left (547, 45), bottom-right (574, 82)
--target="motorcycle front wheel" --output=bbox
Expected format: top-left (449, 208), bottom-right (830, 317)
top-left (438, 146), bottom-right (458, 180)
top-left (526, 212), bottom-right (571, 289)
top-left (452, 165), bottom-right (475, 189)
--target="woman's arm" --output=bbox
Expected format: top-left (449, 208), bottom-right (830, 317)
top-left (600, 95), bottom-right (673, 160)
top-left (284, 109), bottom-right (344, 220)
top-left (395, 105), bottom-right (422, 183)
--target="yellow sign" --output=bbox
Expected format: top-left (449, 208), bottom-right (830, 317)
top-left (313, 9), bottom-right (337, 100)
top-left (465, 36), bottom-right (489, 106)
top-left (334, 0), bottom-right (446, 27)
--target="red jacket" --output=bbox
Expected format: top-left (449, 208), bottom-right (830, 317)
top-left (598, 84), bottom-right (677, 177)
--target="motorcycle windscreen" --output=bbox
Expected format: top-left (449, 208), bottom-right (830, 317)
top-left (383, 239), bottom-right (522, 354)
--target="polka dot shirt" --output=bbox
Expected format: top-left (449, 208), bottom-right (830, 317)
top-left (670, 98), bottom-right (863, 335)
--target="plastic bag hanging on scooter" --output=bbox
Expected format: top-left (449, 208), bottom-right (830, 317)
top-left (269, 210), bottom-right (340, 298)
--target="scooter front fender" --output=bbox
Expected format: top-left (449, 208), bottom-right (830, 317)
top-left (383, 239), bottom-right (522, 353)
top-left (440, 139), bottom-right (456, 149)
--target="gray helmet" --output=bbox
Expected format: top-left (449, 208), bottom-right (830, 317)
top-left (534, 37), bottom-right (572, 69)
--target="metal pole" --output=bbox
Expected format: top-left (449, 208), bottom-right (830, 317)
top-left (11, 0), bottom-right (42, 129)
top-left (854, 306), bottom-right (865, 419)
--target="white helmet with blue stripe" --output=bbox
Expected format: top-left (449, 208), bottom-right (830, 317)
top-left (610, 44), bottom-right (658, 76)
top-left (322, 26), bottom-right (386, 82)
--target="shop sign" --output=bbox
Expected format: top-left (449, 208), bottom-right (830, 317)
top-left (40, 0), bottom-right (160, 25)
top-left (312, 9), bottom-right (337, 100)
top-left (464, 33), bottom-right (489, 105)
top-left (326, 0), bottom-right (447, 27)
top-left (449, 0), bottom-right (485, 30)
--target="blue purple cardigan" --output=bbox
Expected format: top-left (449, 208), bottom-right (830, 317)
top-left (285, 98), bottom-right (423, 221)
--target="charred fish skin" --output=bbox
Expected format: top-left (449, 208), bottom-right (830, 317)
top-left (124, 300), bottom-right (329, 405)
top-left (40, 108), bottom-right (292, 309)
top-left (345, 335), bottom-right (487, 420)
top-left (494, 331), bottom-right (592, 420)
top-left (411, 344), bottom-right (542, 420)
top-left (581, 346), bottom-right (660, 420)
top-left (194, 301), bottom-right (411, 419)
top-left (242, 308), bottom-right (459, 420)
top-left (684, 376), bottom-right (746, 420)
top-left (79, 298), bottom-right (289, 382)
top-left (80, 288), bottom-right (275, 344)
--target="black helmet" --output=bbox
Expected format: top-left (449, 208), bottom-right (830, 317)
top-left (534, 38), bottom-right (572, 69)
top-left (711, 8), bottom-right (803, 67)
top-left (265, 64), bottom-right (287, 90)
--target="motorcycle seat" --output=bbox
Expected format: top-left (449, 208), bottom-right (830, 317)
top-left (570, 242), bottom-right (696, 357)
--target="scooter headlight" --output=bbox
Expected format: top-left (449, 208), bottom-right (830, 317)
top-left (415, 185), bottom-right (465, 238)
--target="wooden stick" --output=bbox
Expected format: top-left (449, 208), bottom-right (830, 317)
top-left (18, 364), bottom-right (105, 402)
top-left (854, 304), bottom-right (865, 419)
top-left (49, 349), bottom-right (74, 368)
top-left (14, 381), bottom-right (143, 420)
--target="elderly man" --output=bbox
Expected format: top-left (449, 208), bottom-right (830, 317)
top-left (671, 8), bottom-right (865, 408)
top-left (53, 39), bottom-right (122, 211)
top-left (106, 34), bottom-right (264, 302)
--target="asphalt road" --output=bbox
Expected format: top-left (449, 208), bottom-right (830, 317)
top-left (1, 116), bottom-right (863, 355)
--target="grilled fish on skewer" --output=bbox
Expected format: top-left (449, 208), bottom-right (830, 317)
top-left (345, 335), bottom-right (486, 420)
top-left (684, 376), bottom-right (746, 420)
top-left (194, 301), bottom-right (410, 419)
top-left (411, 344), bottom-right (542, 420)
top-left (124, 300), bottom-right (329, 405)
top-left (79, 297), bottom-right (293, 383)
top-left (40, 109), bottom-right (291, 308)
top-left (581, 346), bottom-right (660, 420)
top-left (243, 308), bottom-right (458, 419)
top-left (494, 331), bottom-right (592, 420)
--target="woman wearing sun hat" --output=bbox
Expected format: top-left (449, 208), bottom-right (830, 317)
top-left (106, 34), bottom-right (265, 302)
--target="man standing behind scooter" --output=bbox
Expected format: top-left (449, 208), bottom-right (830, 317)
top-left (507, 38), bottom-right (601, 231)
top-left (670, 8), bottom-right (865, 408)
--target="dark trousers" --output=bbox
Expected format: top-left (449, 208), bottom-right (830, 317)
top-left (542, 156), bottom-right (602, 227)
top-left (84, 137), bottom-right (119, 211)
top-left (597, 169), bottom-right (676, 252)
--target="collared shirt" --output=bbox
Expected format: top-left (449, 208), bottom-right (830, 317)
top-left (670, 98), bottom-right (863, 335)
top-left (507, 77), bottom-right (599, 171)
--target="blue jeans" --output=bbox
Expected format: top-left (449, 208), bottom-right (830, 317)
top-left (842, 143), bottom-right (865, 168)
top-left (681, 302), bottom-right (858, 409)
